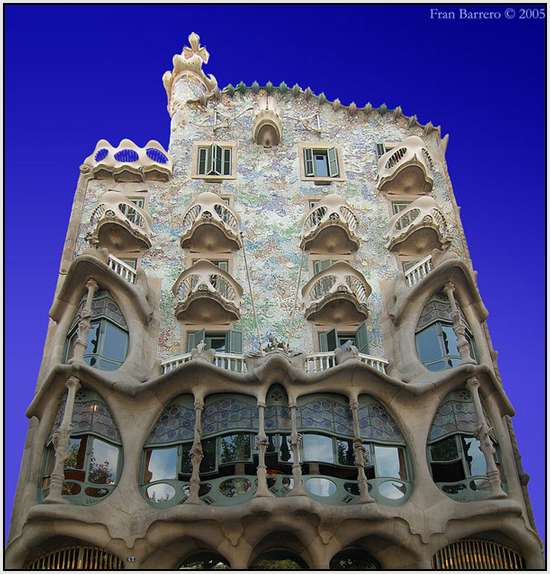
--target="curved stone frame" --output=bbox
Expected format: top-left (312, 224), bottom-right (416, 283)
top-left (328, 546), bottom-right (381, 570)
top-left (45, 251), bottom-right (156, 385)
top-left (426, 387), bottom-right (504, 503)
top-left (388, 263), bottom-right (493, 385)
top-left (39, 387), bottom-right (123, 506)
top-left (139, 394), bottom-right (196, 509)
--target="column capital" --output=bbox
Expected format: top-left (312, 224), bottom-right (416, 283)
top-left (194, 397), bottom-right (204, 410)
top-left (86, 278), bottom-right (99, 292)
top-left (444, 280), bottom-right (456, 294)
top-left (65, 376), bottom-right (81, 392)
top-left (466, 376), bottom-right (480, 392)
top-left (349, 398), bottom-right (359, 410)
top-left (257, 401), bottom-right (266, 408)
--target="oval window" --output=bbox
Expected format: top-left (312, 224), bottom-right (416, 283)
top-left (378, 480), bottom-right (407, 500)
top-left (305, 477), bottom-right (337, 497)
top-left (147, 483), bottom-right (176, 503)
top-left (219, 478), bottom-right (254, 497)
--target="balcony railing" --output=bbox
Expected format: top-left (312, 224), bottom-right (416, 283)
top-left (172, 260), bottom-right (243, 322)
top-left (385, 196), bottom-right (449, 253)
top-left (305, 351), bottom-right (388, 375)
top-left (89, 191), bottom-right (152, 250)
top-left (107, 254), bottom-right (137, 284)
top-left (161, 351), bottom-right (247, 374)
top-left (180, 191), bottom-right (241, 251)
top-left (302, 261), bottom-right (371, 323)
top-left (404, 254), bottom-right (433, 287)
top-left (377, 136), bottom-right (434, 194)
top-left (300, 194), bottom-right (360, 253)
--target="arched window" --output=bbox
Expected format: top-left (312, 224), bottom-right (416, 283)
top-left (427, 388), bottom-right (502, 501)
top-left (200, 394), bottom-right (259, 504)
top-left (141, 395), bottom-right (195, 507)
top-left (330, 548), bottom-right (380, 570)
top-left (432, 537), bottom-right (525, 569)
top-left (41, 389), bottom-right (122, 505)
top-left (64, 289), bottom-right (129, 371)
top-left (251, 550), bottom-right (308, 570)
top-left (357, 395), bottom-right (410, 503)
top-left (415, 290), bottom-right (477, 371)
top-left (179, 552), bottom-right (230, 570)
top-left (265, 385), bottom-right (293, 495)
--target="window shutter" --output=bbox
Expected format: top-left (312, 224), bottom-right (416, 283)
top-left (206, 145), bottom-right (214, 175)
top-left (187, 329), bottom-right (206, 352)
top-left (376, 143), bottom-right (386, 158)
top-left (327, 147), bottom-right (339, 177)
top-left (355, 322), bottom-right (370, 354)
top-left (212, 145), bottom-right (223, 175)
top-left (304, 148), bottom-right (315, 176)
top-left (228, 330), bottom-right (243, 354)
top-left (326, 329), bottom-right (337, 352)
top-left (314, 259), bottom-right (335, 274)
top-left (223, 148), bottom-right (232, 175)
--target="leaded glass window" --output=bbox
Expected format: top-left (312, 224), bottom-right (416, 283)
top-left (42, 388), bottom-right (122, 505)
top-left (297, 394), bottom-right (353, 437)
top-left (202, 394), bottom-right (258, 437)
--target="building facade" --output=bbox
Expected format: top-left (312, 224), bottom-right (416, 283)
top-left (6, 32), bottom-right (543, 570)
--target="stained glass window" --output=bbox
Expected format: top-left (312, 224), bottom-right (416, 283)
top-left (202, 394), bottom-right (258, 437)
top-left (297, 394), bottom-right (353, 437)
top-left (146, 395), bottom-right (195, 446)
top-left (357, 395), bottom-right (404, 444)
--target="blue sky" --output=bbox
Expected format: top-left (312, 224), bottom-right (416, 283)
top-left (5, 4), bottom-right (545, 541)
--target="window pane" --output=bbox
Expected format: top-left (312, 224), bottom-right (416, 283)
top-left (180, 443), bottom-right (193, 475)
top-left (223, 148), bottom-right (231, 175)
top-left (85, 321), bottom-right (101, 362)
top-left (198, 148), bottom-right (207, 174)
top-left (314, 152), bottom-right (328, 177)
top-left (303, 434), bottom-right (334, 464)
top-left (144, 447), bottom-right (178, 483)
top-left (205, 334), bottom-right (226, 351)
top-left (200, 438), bottom-right (217, 473)
top-left (64, 329), bottom-right (78, 362)
top-left (441, 324), bottom-right (460, 363)
top-left (338, 334), bottom-right (356, 348)
top-left (416, 324), bottom-right (446, 371)
top-left (65, 436), bottom-right (87, 469)
top-left (431, 460), bottom-right (465, 483)
top-left (220, 434), bottom-right (252, 463)
top-left (88, 438), bottom-right (119, 485)
top-left (374, 445), bottom-right (406, 479)
top-left (462, 436), bottom-right (487, 476)
top-left (430, 436), bottom-right (460, 461)
top-left (336, 439), bottom-right (355, 466)
top-left (101, 321), bottom-right (128, 363)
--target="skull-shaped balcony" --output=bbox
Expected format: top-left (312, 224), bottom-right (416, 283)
top-left (172, 260), bottom-right (243, 323)
top-left (302, 262), bottom-right (372, 324)
top-left (377, 136), bottom-right (434, 195)
top-left (88, 191), bottom-right (152, 251)
top-left (180, 192), bottom-right (241, 252)
top-left (385, 196), bottom-right (450, 256)
top-left (300, 194), bottom-right (360, 254)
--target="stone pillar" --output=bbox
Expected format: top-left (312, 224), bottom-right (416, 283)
top-left (44, 376), bottom-right (81, 504)
top-left (71, 279), bottom-right (99, 362)
top-left (466, 376), bottom-right (506, 498)
top-left (186, 397), bottom-right (204, 504)
top-left (444, 281), bottom-right (473, 362)
top-left (350, 398), bottom-right (374, 503)
top-left (288, 401), bottom-right (306, 495)
top-left (255, 402), bottom-right (272, 497)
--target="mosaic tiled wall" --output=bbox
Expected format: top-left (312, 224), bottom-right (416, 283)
top-left (74, 87), bottom-right (468, 362)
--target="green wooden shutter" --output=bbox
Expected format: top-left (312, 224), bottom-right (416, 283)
top-left (206, 145), bottom-right (214, 175)
top-left (327, 147), bottom-right (339, 177)
top-left (198, 148), bottom-right (208, 175)
top-left (223, 148), bottom-right (232, 175)
top-left (304, 148), bottom-right (315, 176)
top-left (187, 329), bottom-right (206, 352)
top-left (228, 330), bottom-right (243, 354)
top-left (313, 259), bottom-right (335, 274)
top-left (319, 329), bottom-right (337, 352)
top-left (376, 143), bottom-right (386, 158)
top-left (355, 322), bottom-right (369, 354)
top-left (212, 144), bottom-right (223, 175)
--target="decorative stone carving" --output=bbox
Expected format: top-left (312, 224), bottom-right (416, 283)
top-left (252, 93), bottom-right (282, 147)
top-left (190, 339), bottom-right (216, 363)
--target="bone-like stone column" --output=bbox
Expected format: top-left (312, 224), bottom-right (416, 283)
top-left (255, 402), bottom-right (272, 497)
top-left (288, 401), bottom-right (306, 495)
top-left (44, 376), bottom-right (81, 504)
top-left (444, 281), bottom-right (473, 362)
top-left (186, 397), bottom-right (204, 504)
top-left (466, 376), bottom-right (506, 498)
top-left (350, 398), bottom-right (374, 503)
top-left (71, 279), bottom-right (99, 362)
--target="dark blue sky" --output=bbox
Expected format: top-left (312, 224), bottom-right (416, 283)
top-left (5, 5), bottom-right (545, 541)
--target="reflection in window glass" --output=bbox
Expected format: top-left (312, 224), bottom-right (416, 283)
top-left (430, 436), bottom-right (460, 461)
top-left (102, 321), bottom-right (129, 363)
top-left (147, 483), bottom-right (176, 503)
top-left (462, 436), bottom-right (487, 476)
top-left (180, 443), bottom-right (193, 475)
top-left (144, 447), bottom-right (178, 483)
top-left (416, 324), bottom-right (446, 370)
top-left (65, 437), bottom-right (87, 469)
top-left (200, 438), bottom-right (217, 473)
top-left (336, 439), bottom-right (355, 466)
top-left (374, 445), bottom-right (407, 480)
top-left (303, 434), bottom-right (335, 464)
top-left (88, 438), bottom-right (119, 484)
top-left (219, 434), bottom-right (252, 464)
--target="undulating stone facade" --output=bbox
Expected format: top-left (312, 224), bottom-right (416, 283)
top-left (6, 32), bottom-right (543, 570)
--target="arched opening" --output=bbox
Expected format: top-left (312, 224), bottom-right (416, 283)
top-left (250, 549), bottom-right (308, 570)
top-left (26, 543), bottom-right (124, 570)
top-left (41, 388), bottom-right (122, 505)
top-left (433, 537), bottom-right (526, 569)
top-left (330, 547), bottom-right (380, 570)
top-left (140, 394), bottom-right (195, 507)
top-left (256, 123), bottom-right (280, 147)
top-left (64, 288), bottom-right (129, 371)
top-left (265, 384), bottom-right (293, 495)
top-left (415, 290), bottom-right (477, 372)
top-left (427, 387), bottom-right (503, 501)
top-left (178, 552), bottom-right (230, 570)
